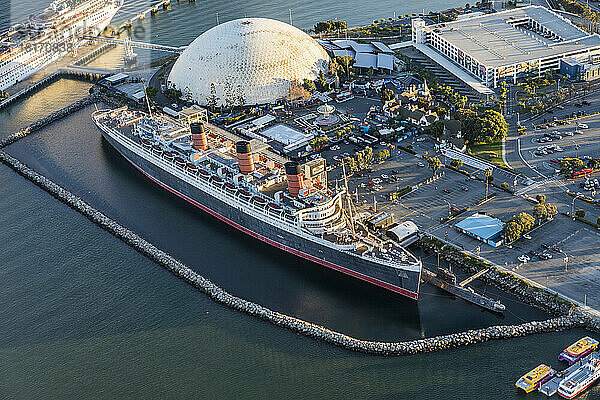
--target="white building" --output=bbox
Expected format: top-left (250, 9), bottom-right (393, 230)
top-left (412, 6), bottom-right (600, 87)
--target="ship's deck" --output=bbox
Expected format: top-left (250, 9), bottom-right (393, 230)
top-left (95, 108), bottom-right (422, 269)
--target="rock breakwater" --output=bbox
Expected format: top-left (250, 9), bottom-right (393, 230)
top-left (0, 98), bottom-right (591, 355)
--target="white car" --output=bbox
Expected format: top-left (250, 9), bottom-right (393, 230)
top-left (523, 234), bottom-right (532, 240)
top-left (575, 130), bottom-right (583, 134)
top-left (372, 178), bottom-right (382, 184)
top-left (381, 174), bottom-right (389, 179)
top-left (518, 254), bottom-right (530, 263)
top-left (578, 123), bottom-right (589, 129)
top-left (331, 145), bottom-right (340, 151)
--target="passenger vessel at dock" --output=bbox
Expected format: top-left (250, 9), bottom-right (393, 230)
top-left (92, 106), bottom-right (422, 299)
top-left (0, 0), bottom-right (123, 92)
top-left (558, 355), bottom-right (600, 399)
top-left (559, 337), bottom-right (599, 365)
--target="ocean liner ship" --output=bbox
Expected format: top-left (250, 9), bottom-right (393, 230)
top-left (0, 0), bottom-right (123, 92)
top-left (92, 106), bottom-right (422, 299)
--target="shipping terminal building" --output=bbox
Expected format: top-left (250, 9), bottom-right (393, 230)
top-left (411, 6), bottom-right (600, 88)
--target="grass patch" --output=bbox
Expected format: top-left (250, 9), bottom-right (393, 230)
top-left (468, 141), bottom-right (508, 168)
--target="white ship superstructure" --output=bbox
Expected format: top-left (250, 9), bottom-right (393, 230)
top-left (0, 0), bottom-right (123, 91)
top-left (558, 356), bottom-right (600, 399)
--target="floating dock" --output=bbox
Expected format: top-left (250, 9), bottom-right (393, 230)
top-left (538, 351), bottom-right (599, 396)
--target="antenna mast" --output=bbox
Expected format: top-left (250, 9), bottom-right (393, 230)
top-left (342, 162), bottom-right (356, 237)
top-left (139, 72), bottom-right (153, 119)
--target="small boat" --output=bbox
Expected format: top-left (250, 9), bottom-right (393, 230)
top-left (515, 364), bottom-right (556, 393)
top-left (558, 356), bottom-right (600, 398)
top-left (559, 337), bottom-right (599, 365)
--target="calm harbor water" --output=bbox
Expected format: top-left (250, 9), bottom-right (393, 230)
top-left (1, 1), bottom-right (600, 399)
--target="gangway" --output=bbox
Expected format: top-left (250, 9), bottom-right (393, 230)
top-left (83, 35), bottom-right (186, 53)
top-left (459, 268), bottom-right (490, 287)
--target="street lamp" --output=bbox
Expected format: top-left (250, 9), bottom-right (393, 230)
top-left (570, 194), bottom-right (583, 219)
top-left (443, 200), bottom-right (451, 217)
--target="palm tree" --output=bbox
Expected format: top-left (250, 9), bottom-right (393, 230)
top-left (485, 168), bottom-right (493, 200)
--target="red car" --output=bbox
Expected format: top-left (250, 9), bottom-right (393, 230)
top-left (450, 206), bottom-right (459, 213)
top-left (443, 189), bottom-right (450, 193)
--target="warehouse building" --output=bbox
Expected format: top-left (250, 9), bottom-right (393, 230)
top-left (412, 6), bottom-right (600, 88)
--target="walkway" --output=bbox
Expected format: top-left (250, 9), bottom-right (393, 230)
top-left (404, 43), bottom-right (494, 96)
top-left (83, 36), bottom-right (186, 53)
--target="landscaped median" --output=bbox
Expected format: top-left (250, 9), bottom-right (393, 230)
top-left (468, 141), bottom-right (507, 169)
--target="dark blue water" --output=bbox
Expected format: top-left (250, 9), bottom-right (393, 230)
top-left (1, 1), bottom-right (599, 399)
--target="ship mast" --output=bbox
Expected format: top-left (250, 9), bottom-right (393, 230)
top-left (341, 162), bottom-right (356, 238)
top-left (139, 72), bottom-right (153, 119)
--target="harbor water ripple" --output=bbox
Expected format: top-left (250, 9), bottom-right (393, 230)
top-left (1, 0), bottom-right (600, 399)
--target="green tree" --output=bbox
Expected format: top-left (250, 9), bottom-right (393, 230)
top-left (503, 220), bottom-right (522, 242)
top-left (416, 96), bottom-right (430, 110)
top-left (517, 212), bottom-right (535, 232)
top-left (427, 156), bottom-right (442, 176)
top-left (450, 159), bottom-right (463, 168)
top-left (433, 106), bottom-right (447, 119)
top-left (536, 194), bottom-right (546, 204)
top-left (146, 86), bottom-right (158, 97)
top-left (484, 168), bottom-right (493, 200)
top-left (315, 71), bottom-right (328, 92)
top-left (344, 156), bottom-right (358, 173)
top-left (430, 120), bottom-right (445, 139)
top-left (206, 83), bottom-right (219, 111)
top-left (302, 79), bottom-right (316, 93)
top-left (164, 88), bottom-right (182, 101)
top-left (374, 148), bottom-right (390, 162)
top-left (380, 88), bottom-right (395, 103)
top-left (463, 110), bottom-right (508, 144)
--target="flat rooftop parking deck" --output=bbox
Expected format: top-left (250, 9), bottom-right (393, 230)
top-left (432, 6), bottom-right (600, 69)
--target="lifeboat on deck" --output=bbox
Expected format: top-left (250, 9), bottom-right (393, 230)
top-left (163, 151), bottom-right (175, 162)
top-left (210, 175), bottom-right (225, 188)
top-left (174, 157), bottom-right (186, 168)
top-left (152, 145), bottom-right (163, 155)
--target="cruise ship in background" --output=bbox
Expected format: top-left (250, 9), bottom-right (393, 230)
top-left (0, 0), bottom-right (123, 92)
top-left (92, 107), bottom-right (423, 299)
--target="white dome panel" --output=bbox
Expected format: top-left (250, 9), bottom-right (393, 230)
top-left (168, 18), bottom-right (330, 107)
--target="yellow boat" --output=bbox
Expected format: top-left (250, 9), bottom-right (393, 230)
top-left (559, 337), bottom-right (599, 365)
top-left (516, 364), bottom-right (556, 393)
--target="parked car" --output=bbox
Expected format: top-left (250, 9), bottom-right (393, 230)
top-left (582, 100), bottom-right (591, 106)
top-left (578, 123), bottom-right (588, 129)
top-left (523, 234), bottom-right (532, 239)
top-left (443, 189), bottom-right (450, 193)
top-left (518, 254), bottom-right (530, 263)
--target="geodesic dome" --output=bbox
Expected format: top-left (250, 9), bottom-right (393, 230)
top-left (167, 18), bottom-right (330, 107)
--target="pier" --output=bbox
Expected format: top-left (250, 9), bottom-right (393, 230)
top-left (83, 35), bottom-right (186, 53)
top-left (538, 351), bottom-right (599, 396)
top-left (114, 0), bottom-right (197, 34)
top-left (0, 67), bottom-right (117, 110)
top-left (421, 268), bottom-right (505, 313)
top-left (459, 267), bottom-right (490, 287)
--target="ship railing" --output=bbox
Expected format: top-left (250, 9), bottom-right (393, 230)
top-left (116, 130), bottom-right (300, 228)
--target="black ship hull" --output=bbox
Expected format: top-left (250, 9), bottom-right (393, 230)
top-left (99, 127), bottom-right (421, 300)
